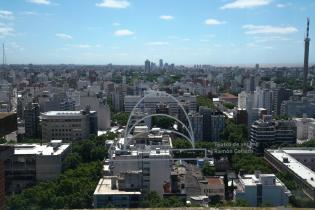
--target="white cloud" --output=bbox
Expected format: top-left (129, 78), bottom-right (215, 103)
top-left (112, 22), bottom-right (121, 26)
top-left (72, 44), bottom-right (91, 48)
top-left (160, 15), bottom-right (174, 20)
top-left (27, 0), bottom-right (51, 5)
top-left (7, 42), bottom-right (24, 51)
top-left (221, 0), bottom-right (272, 9)
top-left (56, 33), bottom-right (73, 39)
top-left (0, 10), bottom-right (14, 20)
top-left (0, 25), bottom-right (14, 36)
top-left (205, 19), bottom-right (226, 25)
top-left (96, 0), bottom-right (130, 9)
top-left (114, 29), bottom-right (134, 36)
top-left (146, 42), bottom-right (169, 46)
top-left (242, 24), bottom-right (298, 34)
top-left (276, 3), bottom-right (291, 8)
top-left (21, 11), bottom-right (38, 16)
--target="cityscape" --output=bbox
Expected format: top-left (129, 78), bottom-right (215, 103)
top-left (1, 0), bottom-right (315, 209)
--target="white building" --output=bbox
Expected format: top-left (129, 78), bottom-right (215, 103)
top-left (265, 148), bottom-right (315, 200)
top-left (40, 110), bottom-right (97, 142)
top-left (93, 176), bottom-right (141, 208)
top-left (107, 128), bottom-right (173, 196)
top-left (234, 172), bottom-right (291, 207)
top-left (293, 116), bottom-right (315, 140)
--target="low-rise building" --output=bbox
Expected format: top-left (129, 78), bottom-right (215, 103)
top-left (234, 172), bottom-right (291, 207)
top-left (93, 176), bottom-right (142, 208)
top-left (265, 148), bottom-right (315, 200)
top-left (0, 112), bottom-right (17, 138)
top-left (200, 177), bottom-right (225, 200)
top-left (4, 140), bottom-right (70, 194)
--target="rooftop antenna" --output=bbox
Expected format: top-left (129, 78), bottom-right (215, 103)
top-left (303, 18), bottom-right (311, 96)
top-left (2, 43), bottom-right (5, 65)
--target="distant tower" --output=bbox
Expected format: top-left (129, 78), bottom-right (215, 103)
top-left (2, 43), bottom-right (5, 65)
top-left (145, 59), bottom-right (151, 72)
top-left (303, 18), bottom-right (311, 96)
top-left (159, 59), bottom-right (163, 68)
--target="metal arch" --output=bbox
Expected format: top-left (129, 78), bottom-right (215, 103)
top-left (124, 91), bottom-right (195, 147)
top-left (126, 113), bottom-right (193, 140)
top-left (130, 128), bottom-right (194, 148)
top-left (125, 113), bottom-right (194, 147)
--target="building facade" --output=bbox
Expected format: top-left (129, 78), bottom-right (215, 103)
top-left (40, 109), bottom-right (97, 142)
top-left (250, 115), bottom-right (297, 154)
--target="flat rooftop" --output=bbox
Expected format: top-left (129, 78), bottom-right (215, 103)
top-left (267, 149), bottom-right (315, 188)
top-left (207, 177), bottom-right (224, 185)
top-left (42, 111), bottom-right (82, 116)
top-left (0, 112), bottom-right (15, 120)
top-left (13, 142), bottom-right (70, 156)
top-left (94, 177), bottom-right (141, 195)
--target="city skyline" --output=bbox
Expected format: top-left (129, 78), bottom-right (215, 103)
top-left (0, 0), bottom-right (315, 65)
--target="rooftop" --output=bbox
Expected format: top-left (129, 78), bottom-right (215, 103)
top-left (13, 140), bottom-right (70, 156)
top-left (207, 177), bottom-right (224, 185)
top-left (93, 177), bottom-right (141, 195)
top-left (267, 149), bottom-right (315, 188)
top-left (0, 112), bottom-right (15, 120)
top-left (42, 110), bottom-right (96, 117)
top-left (42, 111), bottom-right (82, 116)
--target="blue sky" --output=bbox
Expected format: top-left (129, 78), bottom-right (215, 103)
top-left (0, 0), bottom-right (314, 65)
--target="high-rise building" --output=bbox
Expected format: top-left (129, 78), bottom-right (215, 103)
top-left (189, 112), bottom-right (203, 141)
top-left (145, 59), bottom-right (151, 72)
top-left (159, 59), bottom-right (163, 69)
top-left (199, 106), bottom-right (212, 140)
top-left (272, 88), bottom-right (293, 116)
top-left (210, 113), bottom-right (225, 141)
top-left (40, 109), bottom-right (97, 142)
top-left (250, 115), bottom-right (297, 154)
top-left (24, 103), bottom-right (40, 139)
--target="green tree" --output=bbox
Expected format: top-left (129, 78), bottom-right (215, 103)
top-left (231, 153), bottom-right (272, 174)
top-left (63, 152), bottom-right (82, 170)
top-left (0, 137), bottom-right (6, 144)
top-left (220, 119), bottom-right (248, 143)
top-left (223, 102), bottom-right (235, 109)
top-left (202, 161), bottom-right (215, 176)
top-left (112, 112), bottom-right (130, 126)
top-left (197, 95), bottom-right (215, 109)
top-left (152, 116), bottom-right (174, 129)
top-left (172, 138), bottom-right (192, 149)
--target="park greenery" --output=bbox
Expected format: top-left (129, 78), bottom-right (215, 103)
top-left (139, 191), bottom-right (185, 208)
top-left (0, 137), bottom-right (6, 144)
top-left (220, 119), bottom-right (248, 143)
top-left (152, 116), bottom-right (174, 129)
top-left (231, 153), bottom-right (272, 174)
top-left (223, 102), bottom-right (235, 109)
top-left (5, 133), bottom-right (117, 210)
top-left (112, 112), bottom-right (129, 126)
top-left (196, 95), bottom-right (215, 109)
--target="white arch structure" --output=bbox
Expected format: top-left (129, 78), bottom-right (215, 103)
top-left (126, 113), bottom-right (193, 142)
top-left (124, 91), bottom-right (195, 148)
